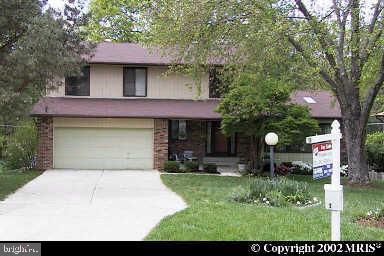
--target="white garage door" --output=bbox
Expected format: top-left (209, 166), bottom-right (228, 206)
top-left (54, 127), bottom-right (153, 169)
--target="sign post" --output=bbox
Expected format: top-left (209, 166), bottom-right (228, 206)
top-left (306, 120), bottom-right (343, 241)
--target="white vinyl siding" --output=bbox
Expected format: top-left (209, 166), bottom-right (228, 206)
top-left (47, 65), bottom-right (210, 99)
top-left (147, 67), bottom-right (209, 99)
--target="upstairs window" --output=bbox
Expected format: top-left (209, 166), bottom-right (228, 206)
top-left (209, 69), bottom-right (221, 98)
top-left (170, 120), bottom-right (187, 140)
top-left (209, 68), bottom-right (229, 98)
top-left (123, 67), bottom-right (147, 97)
top-left (65, 66), bottom-right (90, 96)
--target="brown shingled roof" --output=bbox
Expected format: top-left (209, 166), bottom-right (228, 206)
top-left (290, 90), bottom-right (341, 118)
top-left (31, 90), bottom-right (341, 119)
top-left (88, 43), bottom-right (174, 65)
top-left (31, 97), bottom-right (222, 119)
top-left (87, 42), bottom-right (224, 65)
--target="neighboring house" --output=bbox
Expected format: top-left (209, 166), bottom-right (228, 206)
top-left (31, 43), bottom-right (341, 170)
top-left (369, 112), bottom-right (384, 133)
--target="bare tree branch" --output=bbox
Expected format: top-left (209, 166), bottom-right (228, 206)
top-left (332, 0), bottom-right (350, 82)
top-left (350, 0), bottom-right (361, 84)
top-left (294, 0), bottom-right (340, 78)
top-left (287, 35), bottom-right (338, 92)
top-left (369, 0), bottom-right (384, 33)
top-left (320, 10), bottom-right (335, 22)
top-left (360, 0), bottom-right (384, 68)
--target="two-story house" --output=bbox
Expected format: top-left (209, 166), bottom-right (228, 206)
top-left (31, 42), bottom-right (341, 171)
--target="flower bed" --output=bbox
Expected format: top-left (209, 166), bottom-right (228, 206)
top-left (275, 161), bottom-right (313, 176)
top-left (355, 208), bottom-right (384, 229)
top-left (231, 177), bottom-right (317, 207)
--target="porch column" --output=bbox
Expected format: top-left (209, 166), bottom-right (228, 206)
top-left (36, 117), bottom-right (53, 170)
top-left (154, 119), bottom-right (168, 170)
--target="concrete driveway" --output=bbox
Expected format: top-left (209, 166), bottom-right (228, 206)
top-left (0, 170), bottom-right (186, 241)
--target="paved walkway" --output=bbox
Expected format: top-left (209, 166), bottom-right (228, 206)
top-left (0, 170), bottom-right (186, 241)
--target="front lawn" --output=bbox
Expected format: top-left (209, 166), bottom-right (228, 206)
top-left (0, 169), bottom-right (42, 200)
top-left (146, 174), bottom-right (384, 240)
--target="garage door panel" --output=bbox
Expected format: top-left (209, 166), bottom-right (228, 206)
top-left (54, 127), bottom-right (153, 170)
top-left (54, 157), bottom-right (152, 170)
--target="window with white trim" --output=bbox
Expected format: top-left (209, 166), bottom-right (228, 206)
top-left (123, 67), bottom-right (147, 97)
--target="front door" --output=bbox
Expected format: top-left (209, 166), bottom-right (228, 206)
top-left (206, 121), bottom-right (236, 156)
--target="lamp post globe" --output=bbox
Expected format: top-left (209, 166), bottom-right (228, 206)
top-left (265, 132), bottom-right (278, 146)
top-left (265, 132), bottom-right (278, 178)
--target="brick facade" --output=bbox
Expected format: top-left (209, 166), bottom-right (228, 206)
top-left (36, 117), bottom-right (53, 170)
top-left (169, 120), bottom-right (206, 162)
top-left (35, 117), bottom-right (248, 171)
top-left (154, 119), bottom-right (168, 170)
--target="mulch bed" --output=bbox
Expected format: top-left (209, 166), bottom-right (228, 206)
top-left (345, 181), bottom-right (378, 189)
top-left (356, 217), bottom-right (384, 229)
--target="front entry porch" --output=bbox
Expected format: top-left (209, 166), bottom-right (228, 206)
top-left (167, 120), bottom-right (248, 168)
top-left (156, 118), bottom-right (327, 171)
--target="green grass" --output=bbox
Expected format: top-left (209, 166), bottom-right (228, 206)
top-left (146, 174), bottom-right (384, 240)
top-left (0, 169), bottom-right (43, 200)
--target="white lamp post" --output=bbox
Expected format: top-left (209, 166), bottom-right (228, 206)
top-left (265, 132), bottom-right (278, 178)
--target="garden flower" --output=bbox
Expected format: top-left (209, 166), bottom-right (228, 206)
top-left (313, 197), bottom-right (318, 202)
top-left (297, 201), bottom-right (301, 205)
top-left (262, 198), bottom-right (267, 202)
top-left (265, 201), bottom-right (270, 204)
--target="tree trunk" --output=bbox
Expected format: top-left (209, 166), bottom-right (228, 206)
top-left (248, 135), bottom-right (264, 172)
top-left (249, 135), bottom-right (256, 172)
top-left (257, 135), bottom-right (264, 171)
top-left (342, 114), bottom-right (370, 184)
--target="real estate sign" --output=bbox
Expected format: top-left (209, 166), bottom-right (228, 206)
top-left (312, 141), bottom-right (333, 180)
top-left (307, 121), bottom-right (343, 241)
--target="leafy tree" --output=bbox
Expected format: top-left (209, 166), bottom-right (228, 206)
top-left (372, 90), bottom-right (384, 113)
top-left (4, 121), bottom-right (37, 170)
top-left (86, 0), bottom-right (142, 42)
top-left (0, 0), bottom-right (93, 126)
top-left (217, 73), bottom-right (319, 171)
top-left (366, 131), bottom-right (384, 172)
top-left (143, 0), bottom-right (384, 184)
